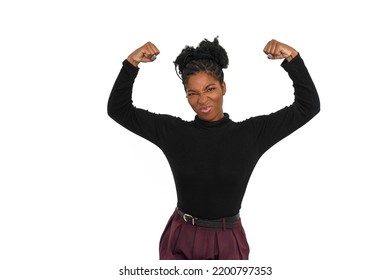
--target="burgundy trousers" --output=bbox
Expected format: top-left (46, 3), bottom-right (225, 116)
top-left (159, 209), bottom-right (250, 260)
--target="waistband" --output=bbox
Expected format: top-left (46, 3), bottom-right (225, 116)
top-left (177, 208), bottom-right (240, 229)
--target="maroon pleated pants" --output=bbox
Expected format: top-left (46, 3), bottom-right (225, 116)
top-left (159, 209), bottom-right (250, 260)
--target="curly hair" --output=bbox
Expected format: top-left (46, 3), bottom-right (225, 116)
top-left (174, 37), bottom-right (229, 86)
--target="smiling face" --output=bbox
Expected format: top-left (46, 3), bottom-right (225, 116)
top-left (185, 72), bottom-right (226, 122)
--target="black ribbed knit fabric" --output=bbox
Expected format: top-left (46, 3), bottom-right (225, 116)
top-left (108, 54), bottom-right (320, 219)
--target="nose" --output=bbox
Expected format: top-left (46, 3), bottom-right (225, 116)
top-left (198, 93), bottom-right (208, 104)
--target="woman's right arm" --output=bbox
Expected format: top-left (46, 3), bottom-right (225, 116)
top-left (107, 42), bottom-right (165, 144)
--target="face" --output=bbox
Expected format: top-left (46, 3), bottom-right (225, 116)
top-left (185, 72), bottom-right (226, 122)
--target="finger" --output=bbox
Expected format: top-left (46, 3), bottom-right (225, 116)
top-left (141, 52), bottom-right (158, 62)
top-left (265, 40), bottom-right (290, 60)
top-left (279, 46), bottom-right (292, 58)
top-left (263, 40), bottom-right (274, 54)
top-left (270, 40), bottom-right (279, 56)
top-left (141, 52), bottom-right (154, 62)
top-left (269, 48), bottom-right (286, 60)
top-left (147, 41), bottom-right (160, 55)
top-left (142, 53), bottom-right (158, 62)
top-left (141, 42), bottom-right (160, 62)
top-left (143, 42), bottom-right (160, 58)
top-left (263, 39), bottom-right (279, 59)
top-left (271, 53), bottom-right (285, 60)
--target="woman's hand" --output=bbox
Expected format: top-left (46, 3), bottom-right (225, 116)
top-left (263, 39), bottom-right (298, 62)
top-left (127, 42), bottom-right (160, 67)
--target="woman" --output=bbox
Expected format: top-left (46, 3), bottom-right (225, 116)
top-left (107, 38), bottom-right (320, 260)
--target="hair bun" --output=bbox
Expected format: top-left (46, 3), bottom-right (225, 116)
top-left (196, 37), bottom-right (229, 69)
top-left (174, 36), bottom-right (229, 74)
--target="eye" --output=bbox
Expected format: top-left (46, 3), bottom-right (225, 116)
top-left (206, 87), bottom-right (216, 93)
top-left (186, 92), bottom-right (198, 97)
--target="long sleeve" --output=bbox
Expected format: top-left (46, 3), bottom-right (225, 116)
top-left (107, 60), bottom-right (139, 123)
top-left (107, 60), bottom-right (178, 147)
top-left (250, 54), bottom-right (320, 155)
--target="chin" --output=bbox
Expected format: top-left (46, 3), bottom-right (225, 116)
top-left (197, 114), bottom-right (209, 120)
top-left (198, 114), bottom-right (215, 122)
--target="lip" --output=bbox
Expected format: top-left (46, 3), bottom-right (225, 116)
top-left (199, 106), bottom-right (212, 113)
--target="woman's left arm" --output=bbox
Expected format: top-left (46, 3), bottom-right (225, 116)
top-left (250, 40), bottom-right (320, 154)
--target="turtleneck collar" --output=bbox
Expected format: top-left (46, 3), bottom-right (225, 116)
top-left (194, 113), bottom-right (231, 128)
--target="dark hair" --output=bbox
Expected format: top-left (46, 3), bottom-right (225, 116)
top-left (174, 37), bottom-right (229, 86)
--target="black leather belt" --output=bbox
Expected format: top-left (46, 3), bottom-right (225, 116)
top-left (177, 208), bottom-right (240, 229)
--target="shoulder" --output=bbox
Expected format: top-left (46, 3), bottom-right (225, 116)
top-left (156, 113), bottom-right (191, 128)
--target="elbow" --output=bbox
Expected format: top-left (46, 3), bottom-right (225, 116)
top-left (313, 95), bottom-right (321, 116)
top-left (296, 94), bottom-right (321, 120)
top-left (307, 91), bottom-right (321, 118)
top-left (311, 102), bottom-right (320, 118)
top-left (107, 101), bottom-right (114, 119)
top-left (107, 99), bottom-right (118, 121)
top-left (107, 98), bottom-right (134, 125)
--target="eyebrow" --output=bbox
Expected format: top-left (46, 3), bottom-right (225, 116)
top-left (186, 83), bottom-right (217, 93)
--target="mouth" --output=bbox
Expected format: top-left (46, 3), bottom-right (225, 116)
top-left (199, 106), bottom-right (212, 113)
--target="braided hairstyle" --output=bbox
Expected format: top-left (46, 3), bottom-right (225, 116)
top-left (174, 37), bottom-right (229, 87)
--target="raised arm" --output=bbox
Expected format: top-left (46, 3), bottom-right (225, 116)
top-left (107, 42), bottom-right (169, 145)
top-left (251, 39), bottom-right (320, 154)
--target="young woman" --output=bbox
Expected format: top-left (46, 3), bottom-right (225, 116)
top-left (107, 38), bottom-right (320, 260)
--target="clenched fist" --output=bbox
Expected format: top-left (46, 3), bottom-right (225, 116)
top-left (127, 41), bottom-right (160, 67)
top-left (263, 39), bottom-right (298, 62)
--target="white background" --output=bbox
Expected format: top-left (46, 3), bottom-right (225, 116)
top-left (1, 0), bottom-right (389, 279)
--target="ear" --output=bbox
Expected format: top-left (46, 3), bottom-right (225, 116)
top-left (221, 82), bottom-right (226, 96)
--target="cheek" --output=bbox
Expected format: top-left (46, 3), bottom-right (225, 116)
top-left (214, 95), bottom-right (224, 106)
top-left (188, 99), bottom-right (197, 110)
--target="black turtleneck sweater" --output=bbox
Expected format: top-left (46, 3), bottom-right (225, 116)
top-left (107, 54), bottom-right (320, 219)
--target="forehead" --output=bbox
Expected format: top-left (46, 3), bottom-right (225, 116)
top-left (186, 72), bottom-right (219, 90)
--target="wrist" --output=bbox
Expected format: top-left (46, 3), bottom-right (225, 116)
top-left (286, 50), bottom-right (298, 62)
top-left (127, 56), bottom-right (140, 67)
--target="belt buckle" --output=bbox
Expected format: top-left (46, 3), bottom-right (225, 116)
top-left (183, 213), bottom-right (195, 225)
